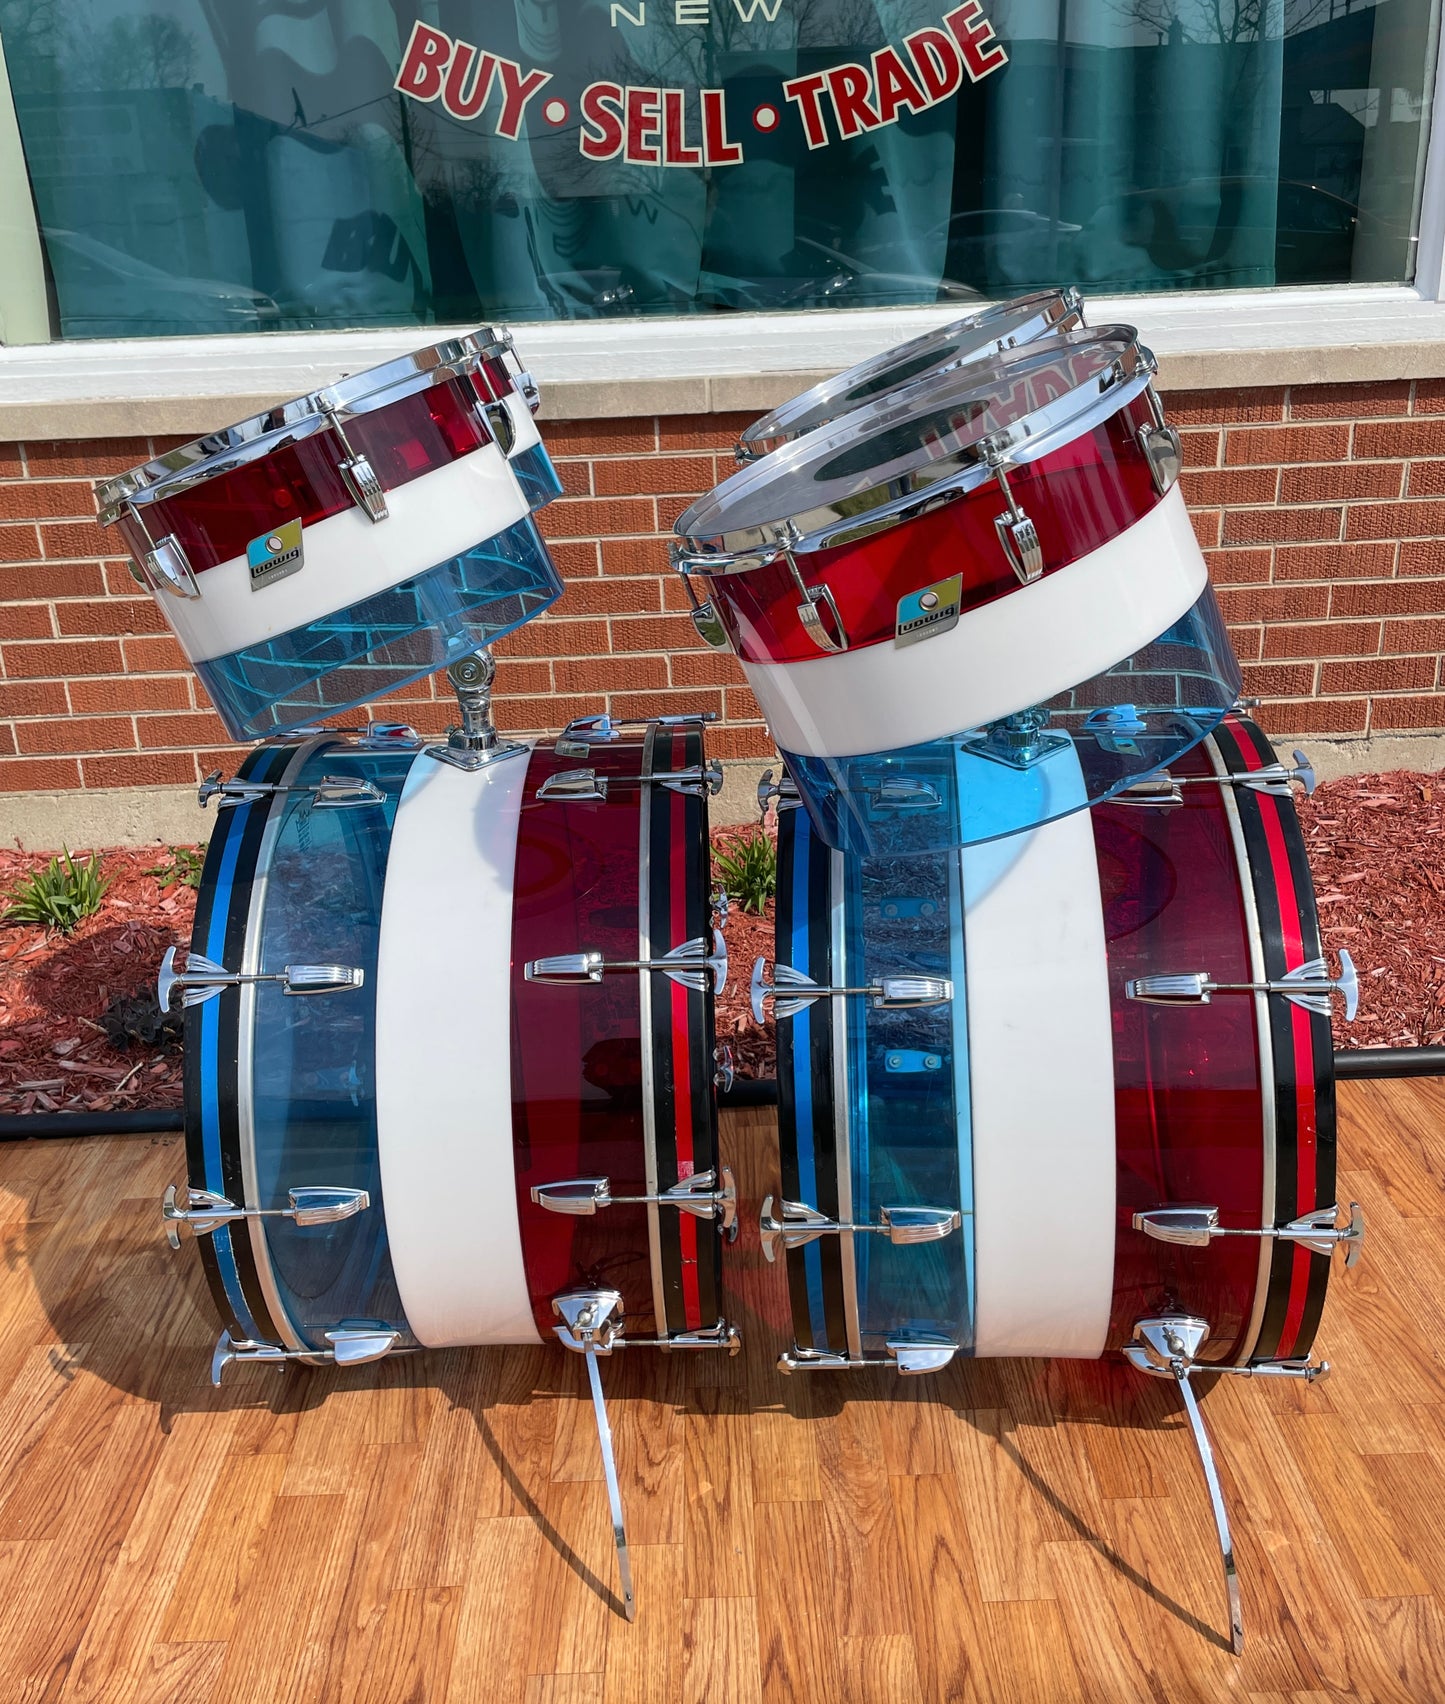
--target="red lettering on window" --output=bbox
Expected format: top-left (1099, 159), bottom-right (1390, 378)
top-left (903, 27), bottom-right (964, 105)
top-left (944, 1), bottom-right (1008, 82)
top-left (871, 46), bottom-right (928, 125)
top-left (781, 72), bottom-right (830, 150)
top-left (394, 21), bottom-right (453, 103)
top-left (442, 42), bottom-right (497, 122)
top-left (579, 82), bottom-right (626, 160)
top-left (825, 64), bottom-right (881, 139)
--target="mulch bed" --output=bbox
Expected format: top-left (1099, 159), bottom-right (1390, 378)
top-left (0, 849), bottom-right (197, 1115)
top-left (1297, 770), bottom-right (1445, 1051)
top-left (0, 773), bottom-right (1436, 1117)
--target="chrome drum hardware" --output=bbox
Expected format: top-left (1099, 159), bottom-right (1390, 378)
top-left (526, 932), bottom-right (728, 995)
top-left (532, 1167), bottom-right (738, 1240)
top-left (162, 1183), bottom-right (369, 1248)
top-left (1134, 1202), bottom-right (1365, 1267)
top-left (1125, 950), bottom-right (1358, 1020)
top-left (157, 946), bottom-right (364, 1009)
top-left (750, 958), bottom-right (952, 1021)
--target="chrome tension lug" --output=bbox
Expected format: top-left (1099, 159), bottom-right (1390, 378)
top-left (1126, 951), bottom-right (1358, 1021)
top-left (1117, 773), bottom-right (1184, 809)
top-left (757, 768), bottom-right (801, 817)
top-left (887, 1337), bottom-right (959, 1375)
top-left (157, 947), bottom-right (364, 1009)
top-left (163, 1181), bottom-right (370, 1243)
top-left (713, 1043), bottom-right (736, 1096)
top-left (760, 1195), bottom-right (960, 1260)
top-left (750, 959), bottom-right (952, 1022)
top-left (1138, 421), bottom-right (1183, 495)
top-left (208, 1326), bottom-right (398, 1386)
top-left (526, 933), bottom-right (727, 995)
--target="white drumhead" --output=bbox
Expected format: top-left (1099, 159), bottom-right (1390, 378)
top-left (375, 748), bottom-right (541, 1346)
top-left (962, 751), bottom-right (1116, 1358)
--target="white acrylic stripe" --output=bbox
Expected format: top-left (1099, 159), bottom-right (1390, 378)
top-left (166, 443), bottom-right (530, 663)
top-left (741, 485), bottom-right (1207, 759)
top-left (963, 769), bottom-right (1116, 1359)
top-left (374, 749), bottom-right (540, 1347)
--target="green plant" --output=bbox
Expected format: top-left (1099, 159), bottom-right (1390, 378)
top-left (713, 830), bottom-right (778, 915)
top-left (146, 845), bottom-right (207, 890)
top-left (2, 847), bottom-right (111, 934)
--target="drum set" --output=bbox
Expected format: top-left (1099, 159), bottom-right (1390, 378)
top-left (95, 291), bottom-right (1365, 1652)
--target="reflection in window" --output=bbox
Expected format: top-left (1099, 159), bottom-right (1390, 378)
top-left (0, 0), bottom-right (1435, 337)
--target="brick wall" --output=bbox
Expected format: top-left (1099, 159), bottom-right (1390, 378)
top-left (2, 378), bottom-right (1445, 795)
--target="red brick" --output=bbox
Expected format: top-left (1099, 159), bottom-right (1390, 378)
top-left (610, 615), bottom-right (704, 653)
top-left (1256, 698), bottom-right (1367, 736)
top-left (1274, 542), bottom-right (1396, 582)
top-left (609, 688), bottom-right (722, 722)
top-left (552, 459), bottom-right (592, 498)
top-left (0, 681), bottom-right (67, 718)
top-left (81, 752), bottom-right (197, 788)
top-left (709, 724), bottom-right (778, 760)
top-left (554, 655), bottom-right (669, 693)
top-left (0, 525), bottom-right (41, 563)
top-left (1261, 621), bottom-right (1380, 659)
top-left (724, 685), bottom-right (765, 722)
top-left (193, 744), bottom-right (257, 774)
top-left (601, 538), bottom-right (669, 577)
top-left (1401, 539), bottom-right (1445, 576)
top-left (594, 455), bottom-right (713, 497)
top-left (1222, 507), bottom-right (1341, 545)
top-left (136, 711), bottom-right (240, 748)
top-left (537, 497), bottom-right (654, 539)
top-left (1224, 425), bottom-right (1350, 466)
top-left (492, 617), bottom-right (609, 660)
top-left (15, 715), bottom-right (136, 755)
top-left (1371, 694), bottom-right (1445, 730)
top-left (1382, 616), bottom-right (1445, 654)
top-left (1, 639), bottom-right (124, 678)
top-left (492, 694), bottom-right (606, 734)
top-left (1330, 580), bottom-right (1445, 617)
top-left (661, 575), bottom-right (696, 612)
top-left (0, 562), bottom-right (105, 599)
top-left (1414, 379), bottom-right (1445, 415)
top-left (1290, 380), bottom-right (1410, 420)
top-left (0, 605), bottom-right (54, 640)
top-left (1406, 461), bottom-right (1445, 497)
top-left (658, 414), bottom-right (755, 451)
top-left (23, 438), bottom-right (147, 478)
top-left (1216, 585), bottom-right (1329, 623)
top-left (54, 598), bottom-right (168, 637)
top-left (1342, 497), bottom-right (1445, 538)
top-left (1190, 509), bottom-right (1221, 549)
top-left (541, 419), bottom-right (657, 456)
top-left (39, 521), bottom-right (112, 559)
top-left (0, 481), bottom-right (97, 522)
top-left (1204, 549), bottom-right (1272, 585)
top-left (1240, 662), bottom-right (1316, 697)
top-left (656, 496), bottom-right (695, 531)
top-left (0, 726), bottom-right (14, 756)
top-left (1320, 656), bottom-right (1437, 694)
top-left (1163, 388), bottom-right (1285, 426)
top-left (68, 676), bottom-right (191, 714)
top-left (1279, 462), bottom-right (1402, 504)
top-left (0, 444), bottom-right (23, 478)
top-left (103, 560), bottom-right (149, 597)
top-left (1179, 429), bottom-right (1221, 469)
top-left (670, 651), bottom-right (748, 688)
top-left (491, 660), bottom-right (552, 697)
top-left (1227, 624), bottom-right (1263, 661)
top-left (1180, 467), bottom-right (1277, 506)
top-left (558, 577), bottom-right (663, 616)
top-left (122, 636), bottom-right (189, 672)
top-left (547, 541), bottom-right (601, 578)
top-left (0, 756), bottom-right (82, 791)
top-left (1355, 419), bottom-right (1445, 459)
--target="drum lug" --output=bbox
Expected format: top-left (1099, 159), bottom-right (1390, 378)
top-left (776, 1339), bottom-right (958, 1375)
top-left (750, 958), bottom-right (952, 1022)
top-left (210, 1327), bottom-right (399, 1385)
top-left (551, 1290), bottom-right (636, 1622)
top-left (1083, 704), bottom-right (1148, 753)
top-left (869, 776), bottom-right (944, 811)
top-left (532, 1167), bottom-right (738, 1237)
top-left (479, 399), bottom-right (516, 457)
top-left (688, 597), bottom-right (732, 651)
top-left (197, 770), bottom-right (386, 811)
top-left (320, 406), bottom-right (390, 522)
top-left (143, 534), bottom-right (201, 600)
top-left (1116, 774), bottom-right (1185, 809)
top-left (989, 463), bottom-right (1044, 585)
top-left (557, 711), bottom-right (718, 750)
top-left (713, 1043), bottom-right (736, 1094)
top-left (158, 946), bottom-right (365, 1010)
top-left (1133, 1202), bottom-right (1365, 1268)
top-left (795, 580), bottom-right (849, 653)
top-left (514, 368), bottom-right (541, 414)
top-left (961, 706), bottom-right (1071, 771)
top-left (759, 1195), bottom-right (961, 1261)
top-left (757, 767), bottom-right (802, 817)
top-left (426, 649), bottom-right (528, 773)
top-left (537, 768), bottom-right (609, 802)
top-left (1127, 751), bottom-right (1315, 805)
top-left (536, 763), bottom-right (723, 803)
top-left (1125, 949), bottom-right (1359, 1021)
top-left (525, 930), bottom-right (728, 995)
top-left (163, 1182), bottom-right (369, 1249)
top-left (1138, 422), bottom-right (1183, 495)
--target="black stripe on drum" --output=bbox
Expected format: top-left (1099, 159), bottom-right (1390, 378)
top-left (775, 811), bottom-right (819, 1351)
top-left (1232, 718), bottom-right (1337, 1356)
top-left (679, 726), bottom-right (723, 1329)
top-left (647, 729), bottom-right (687, 1338)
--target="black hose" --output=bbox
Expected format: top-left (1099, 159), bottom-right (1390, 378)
top-left (0, 1109), bottom-right (183, 1140)
top-left (1332, 1047), bottom-right (1445, 1081)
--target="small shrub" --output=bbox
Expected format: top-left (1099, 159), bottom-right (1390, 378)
top-left (713, 830), bottom-right (777, 915)
top-left (2, 848), bottom-right (111, 934)
top-left (146, 845), bottom-right (207, 890)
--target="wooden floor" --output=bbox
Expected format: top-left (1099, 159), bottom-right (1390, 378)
top-left (1, 1083), bottom-right (1445, 1702)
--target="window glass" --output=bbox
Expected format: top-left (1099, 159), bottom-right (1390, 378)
top-left (0, 0), bottom-right (1435, 337)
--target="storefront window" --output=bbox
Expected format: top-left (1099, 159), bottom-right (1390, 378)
top-left (0, 0), bottom-right (1436, 337)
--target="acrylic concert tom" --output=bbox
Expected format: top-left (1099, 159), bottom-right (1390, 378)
top-left (758, 715), bottom-right (1357, 1373)
top-left (677, 327), bottom-right (1242, 856)
top-left (95, 329), bottom-right (564, 743)
top-left (160, 715), bottom-right (736, 1381)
